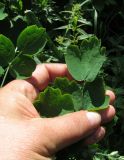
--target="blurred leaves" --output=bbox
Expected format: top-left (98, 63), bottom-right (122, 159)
top-left (0, 2), bottom-right (8, 20)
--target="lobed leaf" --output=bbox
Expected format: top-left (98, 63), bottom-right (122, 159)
top-left (34, 87), bottom-right (74, 117)
top-left (65, 36), bottom-right (106, 82)
top-left (53, 77), bottom-right (83, 111)
top-left (34, 77), bottom-right (109, 117)
top-left (54, 77), bottom-right (79, 94)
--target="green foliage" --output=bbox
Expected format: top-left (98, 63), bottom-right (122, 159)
top-left (10, 54), bottom-right (36, 79)
top-left (54, 77), bottom-right (79, 94)
top-left (65, 36), bottom-right (106, 81)
top-left (0, 66), bottom-right (4, 77)
top-left (93, 151), bottom-right (124, 160)
top-left (83, 77), bottom-right (110, 111)
top-left (34, 77), bottom-right (109, 117)
top-left (34, 86), bottom-right (74, 117)
top-left (17, 25), bottom-right (47, 55)
top-left (0, 35), bottom-right (15, 67)
top-left (85, 77), bottom-right (106, 107)
top-left (0, 25), bottom-right (47, 85)
top-left (0, 2), bottom-right (8, 20)
top-left (54, 77), bottom-right (83, 111)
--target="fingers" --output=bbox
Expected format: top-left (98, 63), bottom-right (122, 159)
top-left (84, 105), bottom-right (115, 145)
top-left (4, 64), bottom-right (71, 102)
top-left (4, 80), bottom-right (39, 102)
top-left (27, 63), bottom-right (72, 91)
top-left (106, 90), bottom-right (115, 105)
top-left (84, 127), bottom-right (105, 145)
top-left (33, 105), bottom-right (115, 155)
top-left (0, 88), bottom-right (40, 119)
top-left (3, 63), bottom-right (115, 105)
top-left (99, 105), bottom-right (116, 124)
top-left (83, 105), bottom-right (116, 145)
top-left (35, 111), bottom-right (101, 155)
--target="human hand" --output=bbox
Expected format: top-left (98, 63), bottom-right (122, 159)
top-left (0, 64), bottom-right (115, 160)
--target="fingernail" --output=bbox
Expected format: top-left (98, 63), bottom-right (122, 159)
top-left (86, 112), bottom-right (101, 127)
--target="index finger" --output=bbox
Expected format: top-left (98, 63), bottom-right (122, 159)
top-left (27, 63), bottom-right (72, 91)
top-left (4, 64), bottom-right (72, 102)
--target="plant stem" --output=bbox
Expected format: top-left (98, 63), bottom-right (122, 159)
top-left (80, 0), bottom-right (91, 7)
top-left (0, 51), bottom-right (23, 87)
top-left (1, 65), bottom-right (10, 87)
top-left (94, 7), bottom-right (98, 35)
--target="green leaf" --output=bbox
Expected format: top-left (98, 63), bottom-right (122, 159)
top-left (0, 34), bottom-right (15, 67)
top-left (18, 0), bottom-right (23, 10)
top-left (0, 2), bottom-right (8, 20)
top-left (25, 10), bottom-right (41, 27)
top-left (71, 90), bottom-right (83, 111)
top-left (82, 77), bottom-right (110, 111)
top-left (54, 77), bottom-right (79, 94)
top-left (34, 87), bottom-right (74, 117)
top-left (54, 77), bottom-right (83, 111)
top-left (59, 94), bottom-right (75, 115)
top-left (65, 36), bottom-right (106, 82)
top-left (17, 25), bottom-right (47, 55)
top-left (10, 54), bottom-right (36, 79)
top-left (0, 66), bottom-right (4, 77)
top-left (85, 77), bottom-right (106, 107)
top-left (83, 93), bottom-right (110, 111)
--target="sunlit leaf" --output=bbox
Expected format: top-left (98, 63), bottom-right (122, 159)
top-left (17, 25), bottom-right (47, 55)
top-left (65, 36), bottom-right (106, 82)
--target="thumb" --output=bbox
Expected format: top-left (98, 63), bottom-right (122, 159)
top-left (33, 111), bottom-right (101, 156)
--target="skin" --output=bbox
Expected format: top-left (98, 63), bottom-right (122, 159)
top-left (0, 64), bottom-right (115, 160)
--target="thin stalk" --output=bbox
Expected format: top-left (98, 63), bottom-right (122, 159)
top-left (94, 7), bottom-right (98, 35)
top-left (80, 0), bottom-right (91, 7)
top-left (1, 65), bottom-right (10, 87)
top-left (0, 51), bottom-right (22, 87)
